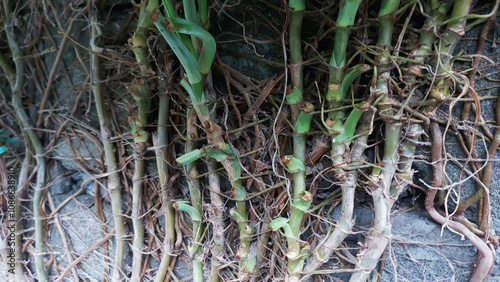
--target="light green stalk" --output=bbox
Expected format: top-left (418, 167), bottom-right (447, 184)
top-left (90, 17), bottom-right (126, 282)
top-left (0, 44), bottom-right (29, 282)
top-left (287, 0), bottom-right (305, 119)
top-left (207, 95), bottom-right (226, 282)
top-left (325, 0), bottom-right (364, 134)
top-left (185, 109), bottom-right (204, 282)
top-left (198, 0), bottom-right (208, 29)
top-left (128, 2), bottom-right (158, 280)
top-left (1, 1), bottom-right (47, 280)
top-left (407, 0), bottom-right (450, 78)
top-left (279, 1), bottom-right (315, 280)
top-left (389, 124), bottom-right (423, 195)
top-left (350, 1), bottom-right (401, 281)
top-left (153, 94), bottom-right (175, 282)
top-left (304, 0), bottom-right (364, 273)
top-left (154, 6), bottom-right (254, 279)
top-left (14, 153), bottom-right (31, 282)
top-left (431, 0), bottom-right (473, 101)
top-left (207, 159), bottom-right (224, 282)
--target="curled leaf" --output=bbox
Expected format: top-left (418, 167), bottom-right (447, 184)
top-left (230, 208), bottom-right (246, 223)
top-left (286, 87), bottom-right (302, 105)
top-left (282, 155), bottom-right (305, 172)
top-left (270, 217), bottom-right (294, 238)
top-left (294, 103), bottom-right (314, 133)
top-left (176, 149), bottom-right (203, 165)
top-left (174, 201), bottom-right (201, 221)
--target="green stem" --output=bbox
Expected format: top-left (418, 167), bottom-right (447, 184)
top-left (130, 149), bottom-right (145, 282)
top-left (207, 160), bottom-right (224, 282)
top-left (2, 1), bottom-right (47, 280)
top-left (90, 19), bottom-right (126, 282)
top-left (15, 149), bottom-right (31, 282)
top-left (285, 1), bottom-right (314, 279)
top-left (129, 3), bottom-right (158, 279)
top-left (153, 95), bottom-right (174, 282)
top-left (350, 1), bottom-right (401, 280)
top-left (305, 109), bottom-right (373, 273)
top-left (156, 6), bottom-right (252, 279)
top-left (186, 109), bottom-right (204, 282)
top-left (431, 0), bottom-right (473, 101)
top-left (288, 0), bottom-right (305, 119)
top-left (198, 0), bottom-right (208, 29)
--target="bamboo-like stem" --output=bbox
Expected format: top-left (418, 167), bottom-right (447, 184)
top-left (128, 2), bottom-right (158, 279)
top-left (305, 109), bottom-right (373, 272)
top-left (407, 0), bottom-right (450, 78)
top-left (431, 0), bottom-right (472, 101)
top-left (349, 1), bottom-right (401, 281)
top-left (251, 217), bottom-right (271, 282)
top-left (185, 108), bottom-right (204, 282)
top-left (303, 0), bottom-right (363, 273)
top-left (287, 0), bottom-right (305, 119)
top-left (154, 93), bottom-right (175, 282)
top-left (155, 9), bottom-right (255, 278)
top-left (2, 1), bottom-right (47, 280)
top-left (389, 123), bottom-right (422, 195)
top-left (90, 16), bottom-right (126, 282)
top-left (284, 1), bottom-right (312, 280)
top-left (207, 93), bottom-right (226, 282)
top-left (130, 142), bottom-right (146, 282)
top-left (0, 52), bottom-right (30, 282)
top-left (14, 152), bottom-right (31, 282)
top-left (207, 160), bottom-right (224, 282)
top-left (0, 147), bottom-right (29, 282)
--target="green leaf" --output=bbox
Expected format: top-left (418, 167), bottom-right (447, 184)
top-left (154, 14), bottom-right (202, 85)
top-left (180, 78), bottom-right (208, 116)
top-left (283, 155), bottom-right (305, 172)
top-left (204, 147), bottom-right (229, 162)
top-left (230, 208), bottom-right (246, 223)
top-left (183, 0), bottom-right (198, 24)
top-left (176, 149), bottom-right (203, 165)
top-left (335, 103), bottom-right (365, 144)
top-left (293, 198), bottom-right (312, 213)
top-left (174, 201), bottom-right (202, 221)
top-left (133, 130), bottom-right (149, 143)
top-left (161, 0), bottom-right (178, 19)
top-left (286, 87), bottom-right (302, 105)
top-left (341, 64), bottom-right (371, 99)
top-left (270, 217), bottom-right (294, 238)
top-left (242, 255), bottom-right (257, 272)
top-left (233, 186), bottom-right (246, 201)
top-left (169, 17), bottom-right (216, 75)
top-left (294, 103), bottom-right (314, 133)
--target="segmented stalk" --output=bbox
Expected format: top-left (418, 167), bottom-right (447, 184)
top-left (304, 0), bottom-right (363, 273)
top-left (282, 1), bottom-right (313, 280)
top-left (128, 2), bottom-right (158, 280)
top-left (153, 94), bottom-right (175, 282)
top-left (90, 17), bottom-right (126, 282)
top-left (349, 1), bottom-right (402, 281)
top-left (185, 108), bottom-right (204, 282)
top-left (2, 1), bottom-right (47, 280)
top-left (207, 159), bottom-right (224, 282)
top-left (431, 0), bottom-right (473, 101)
top-left (154, 6), bottom-right (254, 279)
top-left (407, 0), bottom-right (450, 78)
